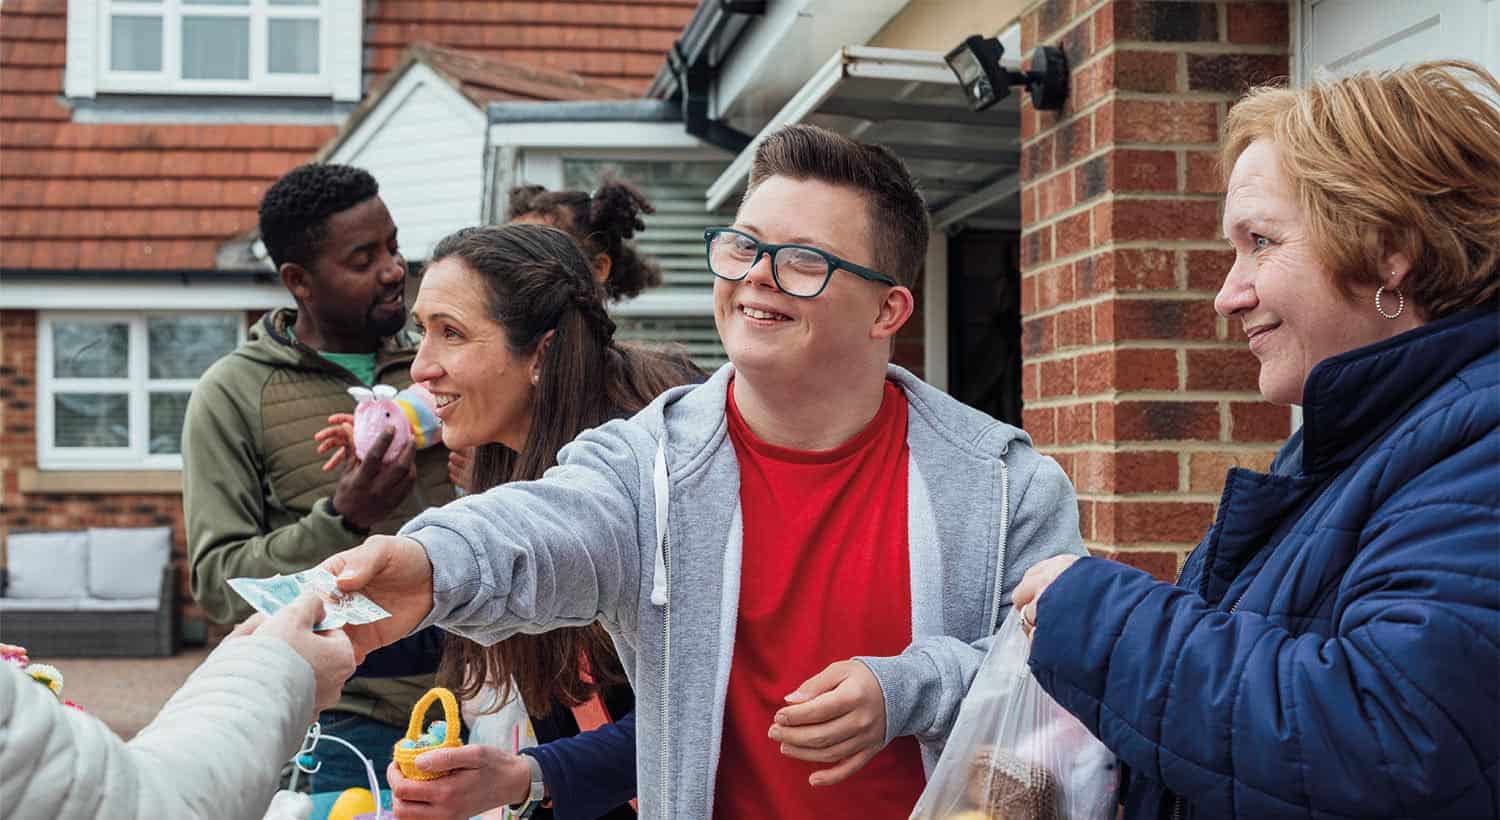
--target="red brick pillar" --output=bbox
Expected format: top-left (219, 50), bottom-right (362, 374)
top-left (1018, 0), bottom-right (1292, 579)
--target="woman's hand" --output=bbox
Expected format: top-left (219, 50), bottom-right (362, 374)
top-left (387, 745), bottom-right (533, 820)
top-left (314, 413), bottom-right (357, 471)
top-left (1011, 555), bottom-right (1083, 636)
top-left (447, 447), bottom-right (474, 493)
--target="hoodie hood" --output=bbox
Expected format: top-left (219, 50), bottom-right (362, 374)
top-left (236, 308), bottom-right (420, 380)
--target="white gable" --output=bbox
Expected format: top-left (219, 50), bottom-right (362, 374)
top-left (329, 62), bottom-right (487, 260)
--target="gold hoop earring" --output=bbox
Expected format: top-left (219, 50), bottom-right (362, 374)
top-left (1375, 285), bottom-right (1405, 320)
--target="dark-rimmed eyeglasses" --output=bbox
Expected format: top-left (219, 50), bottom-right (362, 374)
top-left (704, 227), bottom-right (898, 298)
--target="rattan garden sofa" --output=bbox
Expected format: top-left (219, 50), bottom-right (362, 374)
top-left (0, 527), bottom-right (178, 657)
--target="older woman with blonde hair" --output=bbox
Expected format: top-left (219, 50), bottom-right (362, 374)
top-left (1012, 60), bottom-right (1500, 819)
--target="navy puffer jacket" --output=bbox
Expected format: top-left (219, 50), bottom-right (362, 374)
top-left (1030, 300), bottom-right (1499, 819)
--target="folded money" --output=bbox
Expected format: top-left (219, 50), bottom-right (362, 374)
top-left (228, 567), bottom-right (390, 630)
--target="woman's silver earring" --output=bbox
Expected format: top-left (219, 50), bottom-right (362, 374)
top-left (1376, 285), bottom-right (1405, 320)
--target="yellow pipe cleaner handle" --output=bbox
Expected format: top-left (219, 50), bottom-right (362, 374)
top-left (405, 687), bottom-right (461, 747)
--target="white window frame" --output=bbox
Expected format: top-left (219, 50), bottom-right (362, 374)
top-left (37, 311), bottom-right (247, 471)
top-left (71, 0), bottom-right (363, 100)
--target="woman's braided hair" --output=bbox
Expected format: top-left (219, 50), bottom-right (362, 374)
top-left (426, 223), bottom-right (700, 715)
top-left (506, 172), bottom-right (664, 301)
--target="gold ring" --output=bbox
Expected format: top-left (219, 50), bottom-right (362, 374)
top-left (1021, 607), bottom-right (1036, 629)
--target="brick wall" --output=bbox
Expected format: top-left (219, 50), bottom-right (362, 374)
top-left (1018, 0), bottom-right (1292, 579)
top-left (0, 309), bottom-right (204, 631)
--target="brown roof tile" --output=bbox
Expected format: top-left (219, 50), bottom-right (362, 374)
top-left (0, 0), bottom-right (695, 271)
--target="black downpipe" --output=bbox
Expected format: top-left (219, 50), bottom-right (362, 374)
top-left (663, 0), bottom-right (764, 154)
top-left (668, 42), bottom-right (752, 154)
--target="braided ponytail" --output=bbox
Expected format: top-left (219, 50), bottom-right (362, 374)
top-left (425, 222), bottom-right (701, 717)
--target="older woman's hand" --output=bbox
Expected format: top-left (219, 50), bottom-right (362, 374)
top-left (1011, 555), bottom-right (1082, 636)
top-left (244, 592), bottom-right (358, 718)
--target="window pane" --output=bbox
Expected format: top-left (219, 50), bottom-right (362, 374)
top-left (54, 394), bottom-right (131, 448)
top-left (182, 16), bottom-right (250, 80)
top-left (270, 0), bottom-right (320, 5)
top-left (53, 322), bottom-right (129, 378)
top-left (183, 0), bottom-right (250, 4)
top-left (268, 19), bottom-right (319, 75)
top-left (110, 16), bottom-right (163, 72)
top-left (149, 392), bottom-right (191, 454)
top-left (148, 315), bottom-right (239, 379)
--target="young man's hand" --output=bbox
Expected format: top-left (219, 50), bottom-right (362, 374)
top-left (770, 659), bottom-right (887, 786)
top-left (330, 427), bottom-right (416, 530)
top-left (320, 535), bottom-right (434, 662)
top-left (386, 745), bottom-right (533, 820)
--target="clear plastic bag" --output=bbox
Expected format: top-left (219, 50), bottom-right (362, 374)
top-left (910, 610), bottom-right (1118, 820)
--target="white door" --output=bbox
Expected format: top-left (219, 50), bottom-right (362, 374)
top-left (1299, 0), bottom-right (1499, 80)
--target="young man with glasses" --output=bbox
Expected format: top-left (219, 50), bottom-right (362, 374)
top-left (320, 124), bottom-right (1085, 819)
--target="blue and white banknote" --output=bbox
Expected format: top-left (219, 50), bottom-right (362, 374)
top-left (228, 567), bottom-right (389, 630)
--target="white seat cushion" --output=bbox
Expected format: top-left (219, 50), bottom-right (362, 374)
top-left (86, 527), bottom-right (170, 600)
top-left (0, 597), bottom-right (83, 612)
top-left (74, 597), bottom-right (160, 612)
top-left (5, 531), bottom-right (89, 599)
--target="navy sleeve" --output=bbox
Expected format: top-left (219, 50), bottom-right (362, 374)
top-left (1029, 477), bottom-right (1500, 819)
top-left (521, 711), bottom-right (637, 820)
top-left (352, 626), bottom-right (444, 678)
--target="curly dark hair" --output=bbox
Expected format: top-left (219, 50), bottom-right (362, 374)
top-left (505, 173), bottom-right (663, 301)
top-left (258, 163), bottom-right (379, 271)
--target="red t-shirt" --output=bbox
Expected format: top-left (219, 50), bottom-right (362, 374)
top-left (713, 379), bottom-right (926, 818)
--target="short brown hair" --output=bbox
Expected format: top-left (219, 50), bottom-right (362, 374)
top-left (746, 124), bottom-right (929, 287)
top-left (1222, 60), bottom-right (1500, 320)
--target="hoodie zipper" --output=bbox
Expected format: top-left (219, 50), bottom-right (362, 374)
top-left (988, 460), bottom-right (1012, 630)
top-left (658, 522), bottom-right (672, 819)
top-left (650, 442), bottom-right (673, 819)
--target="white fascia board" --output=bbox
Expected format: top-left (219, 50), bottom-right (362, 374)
top-left (329, 62), bottom-right (484, 164)
top-left (487, 121), bottom-right (710, 151)
top-left (705, 46), bottom-right (1024, 211)
top-left (2, 281), bottom-right (295, 311)
top-left (705, 47), bottom-right (848, 210)
top-left (610, 290), bottom-right (715, 318)
top-left (714, 0), bottom-right (910, 121)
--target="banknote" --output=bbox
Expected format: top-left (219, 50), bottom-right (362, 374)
top-left (228, 567), bottom-right (390, 630)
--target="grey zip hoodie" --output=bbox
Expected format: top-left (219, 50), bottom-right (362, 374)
top-left (401, 364), bottom-right (1084, 818)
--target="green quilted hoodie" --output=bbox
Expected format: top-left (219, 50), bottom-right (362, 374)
top-left (182, 308), bottom-right (453, 727)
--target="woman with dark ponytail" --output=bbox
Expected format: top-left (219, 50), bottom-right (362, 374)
top-left (508, 173), bottom-right (662, 302)
top-left (383, 223), bottom-right (700, 819)
top-left (441, 174), bottom-right (673, 490)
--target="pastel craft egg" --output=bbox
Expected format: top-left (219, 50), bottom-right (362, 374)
top-left (429, 721), bottom-right (447, 742)
top-left (326, 788), bottom-right (376, 820)
top-left (397, 739), bottom-right (417, 750)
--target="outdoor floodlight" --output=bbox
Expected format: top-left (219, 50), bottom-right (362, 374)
top-left (945, 35), bottom-right (1070, 112)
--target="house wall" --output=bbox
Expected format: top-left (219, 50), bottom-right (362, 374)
top-left (1, 309), bottom-right (203, 628)
top-left (329, 65), bottom-right (487, 260)
top-left (869, 0), bottom-right (1028, 51)
top-left (1015, 0), bottom-right (1293, 580)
